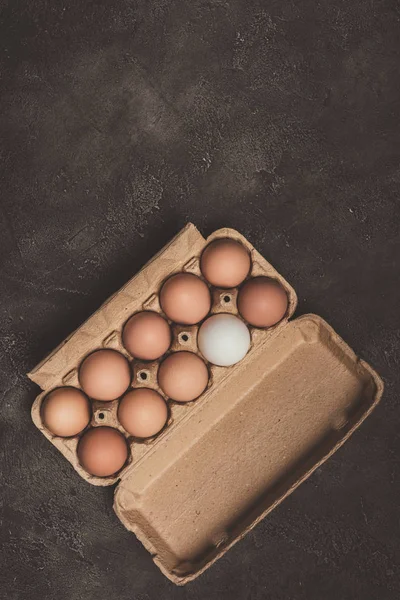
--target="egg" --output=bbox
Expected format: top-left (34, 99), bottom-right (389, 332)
top-left (238, 277), bottom-right (288, 327)
top-left (159, 273), bottom-right (211, 325)
top-left (200, 238), bottom-right (251, 287)
top-left (42, 387), bottom-right (91, 437)
top-left (77, 427), bottom-right (129, 477)
top-left (118, 388), bottom-right (168, 438)
top-left (198, 314), bottom-right (251, 366)
top-left (79, 349), bottom-right (131, 401)
top-left (158, 351), bottom-right (209, 402)
top-left (122, 311), bottom-right (171, 360)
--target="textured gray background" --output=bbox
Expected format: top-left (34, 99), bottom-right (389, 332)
top-left (1, 0), bottom-right (400, 598)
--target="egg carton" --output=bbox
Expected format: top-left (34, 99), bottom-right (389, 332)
top-left (29, 223), bottom-right (383, 585)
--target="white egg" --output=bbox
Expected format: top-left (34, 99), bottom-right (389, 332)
top-left (197, 314), bottom-right (251, 366)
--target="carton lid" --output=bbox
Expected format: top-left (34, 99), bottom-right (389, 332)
top-left (114, 313), bottom-right (382, 584)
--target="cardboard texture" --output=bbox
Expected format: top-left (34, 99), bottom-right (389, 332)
top-left (29, 224), bottom-right (383, 584)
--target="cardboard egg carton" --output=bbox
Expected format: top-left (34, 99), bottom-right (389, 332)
top-left (29, 223), bottom-right (383, 584)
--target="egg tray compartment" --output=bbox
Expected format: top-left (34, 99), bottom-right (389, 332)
top-left (30, 328), bottom-right (206, 486)
top-left (30, 225), bottom-right (297, 486)
top-left (29, 224), bottom-right (383, 584)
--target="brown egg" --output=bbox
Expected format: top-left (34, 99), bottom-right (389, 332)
top-left (160, 273), bottom-right (211, 325)
top-left (77, 427), bottom-right (128, 477)
top-left (238, 277), bottom-right (288, 328)
top-left (118, 388), bottom-right (168, 438)
top-left (42, 387), bottom-right (91, 437)
top-left (79, 349), bottom-right (131, 401)
top-left (122, 311), bottom-right (171, 360)
top-left (201, 238), bottom-right (251, 287)
top-left (158, 351), bottom-right (209, 402)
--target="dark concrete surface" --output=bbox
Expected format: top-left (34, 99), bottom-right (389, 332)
top-left (1, 0), bottom-right (399, 598)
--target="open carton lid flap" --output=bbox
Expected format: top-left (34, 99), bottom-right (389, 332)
top-left (114, 314), bottom-right (383, 584)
